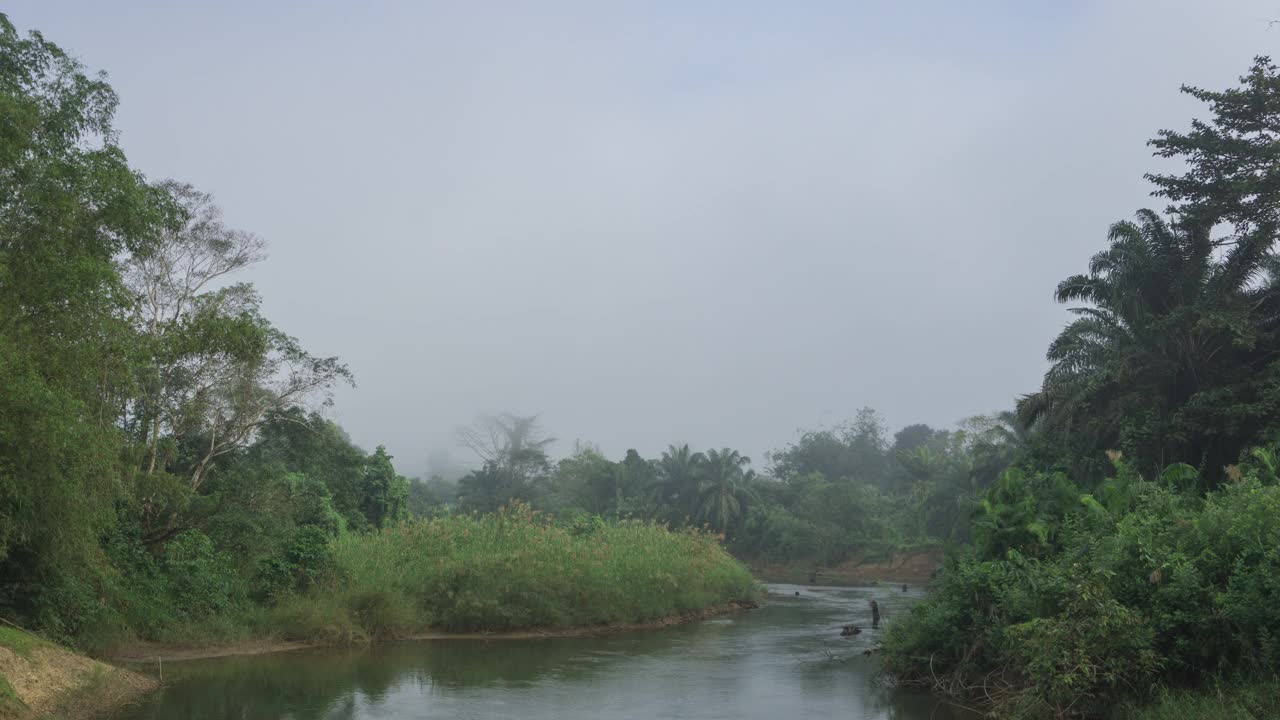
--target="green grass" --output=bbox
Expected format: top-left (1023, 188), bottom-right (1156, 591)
top-left (0, 673), bottom-right (25, 718)
top-left (1112, 676), bottom-right (1280, 720)
top-left (0, 673), bottom-right (18, 701)
top-left (268, 504), bottom-right (761, 640)
top-left (0, 625), bottom-right (49, 658)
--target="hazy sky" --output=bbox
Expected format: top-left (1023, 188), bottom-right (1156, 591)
top-left (11, 2), bottom-right (1279, 475)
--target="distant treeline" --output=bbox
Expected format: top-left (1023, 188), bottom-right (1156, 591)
top-left (426, 408), bottom-right (1026, 567)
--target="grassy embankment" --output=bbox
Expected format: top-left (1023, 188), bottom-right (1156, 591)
top-left (0, 625), bottom-right (155, 720)
top-left (11, 506), bottom-right (758, 713)
top-left (136, 505), bottom-right (762, 651)
top-left (264, 505), bottom-right (761, 643)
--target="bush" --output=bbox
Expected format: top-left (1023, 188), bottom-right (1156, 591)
top-left (262, 595), bottom-right (365, 644)
top-left (882, 461), bottom-right (1280, 717)
top-left (285, 526), bottom-right (337, 591)
top-left (251, 525), bottom-right (338, 603)
top-left (345, 590), bottom-right (416, 640)
top-left (163, 530), bottom-right (239, 619)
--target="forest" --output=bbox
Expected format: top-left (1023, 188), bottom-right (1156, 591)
top-left (0, 14), bottom-right (1011, 656)
top-left (4, 10), bottom-right (1280, 719)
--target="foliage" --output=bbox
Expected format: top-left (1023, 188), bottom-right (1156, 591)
top-left (882, 459), bottom-right (1280, 717)
top-left (1112, 675), bottom-right (1280, 720)
top-left (162, 530), bottom-right (238, 619)
top-left (1020, 58), bottom-right (1280, 486)
top-left (880, 57), bottom-right (1280, 717)
top-left (315, 503), bottom-right (760, 633)
top-left (0, 11), bottom-right (168, 617)
top-left (359, 446), bottom-right (409, 529)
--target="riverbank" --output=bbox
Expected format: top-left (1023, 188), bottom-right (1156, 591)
top-left (0, 625), bottom-right (156, 720)
top-left (2, 599), bottom-right (762, 719)
top-left (1111, 676), bottom-right (1280, 720)
top-left (749, 546), bottom-right (942, 586)
top-left (108, 599), bottom-right (760, 664)
top-left (110, 583), bottom-right (966, 720)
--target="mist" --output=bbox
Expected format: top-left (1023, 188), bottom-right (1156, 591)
top-left (11, 0), bottom-right (1277, 474)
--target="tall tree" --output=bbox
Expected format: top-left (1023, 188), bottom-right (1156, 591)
top-left (124, 180), bottom-right (266, 475)
top-left (656, 444), bottom-right (705, 521)
top-left (456, 413), bottom-right (554, 482)
top-left (1019, 209), bottom-right (1280, 483)
top-left (359, 446), bottom-right (409, 529)
top-left (696, 448), bottom-right (755, 534)
top-left (1147, 56), bottom-right (1280, 236)
top-left (0, 14), bottom-right (168, 587)
top-left (1020, 59), bottom-right (1280, 484)
top-left (118, 184), bottom-right (351, 493)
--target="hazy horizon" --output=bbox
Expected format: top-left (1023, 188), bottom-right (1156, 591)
top-left (11, 1), bottom-right (1278, 475)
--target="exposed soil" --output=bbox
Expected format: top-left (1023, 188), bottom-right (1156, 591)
top-left (0, 640), bottom-right (157, 720)
top-left (109, 599), bottom-right (760, 665)
top-left (750, 546), bottom-right (943, 587)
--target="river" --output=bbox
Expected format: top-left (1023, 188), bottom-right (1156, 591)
top-left (118, 583), bottom-right (976, 720)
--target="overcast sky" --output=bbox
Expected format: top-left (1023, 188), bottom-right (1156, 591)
top-left (11, 1), bottom-right (1279, 475)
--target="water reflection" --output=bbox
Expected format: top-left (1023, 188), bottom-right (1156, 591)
top-left (118, 584), bottom-right (975, 720)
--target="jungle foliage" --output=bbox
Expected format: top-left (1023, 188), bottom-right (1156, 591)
top-left (884, 57), bottom-right (1280, 718)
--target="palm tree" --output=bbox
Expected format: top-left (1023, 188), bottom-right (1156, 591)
top-left (967, 411), bottom-right (1033, 489)
top-left (656, 444), bottom-right (705, 522)
top-left (1019, 210), bottom-right (1280, 484)
top-left (696, 448), bottom-right (755, 534)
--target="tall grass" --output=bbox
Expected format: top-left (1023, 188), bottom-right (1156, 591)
top-left (1113, 676), bottom-right (1280, 720)
top-left (264, 504), bottom-right (760, 641)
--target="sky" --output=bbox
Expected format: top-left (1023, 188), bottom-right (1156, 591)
top-left (10, 1), bottom-right (1280, 476)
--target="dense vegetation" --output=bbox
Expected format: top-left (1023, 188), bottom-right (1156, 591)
top-left (6, 11), bottom-right (1280, 719)
top-left (0, 16), bottom-right (762, 653)
top-left (290, 504), bottom-right (757, 638)
top-left (433, 408), bottom-right (1024, 570)
top-left (0, 13), bottom-right (1012, 655)
top-left (882, 58), bottom-right (1280, 718)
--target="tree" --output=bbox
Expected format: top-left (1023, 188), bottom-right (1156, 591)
top-left (359, 446), bottom-right (409, 529)
top-left (0, 14), bottom-right (169, 603)
top-left (892, 424), bottom-right (937, 455)
top-left (246, 410), bottom-right (370, 529)
top-left (124, 180), bottom-right (266, 475)
top-left (457, 462), bottom-right (527, 514)
top-left (456, 413), bottom-right (554, 481)
top-left (118, 184), bottom-right (351, 492)
top-left (1021, 59), bottom-right (1280, 485)
top-left (550, 449), bottom-right (619, 516)
top-left (656, 444), bottom-right (705, 521)
top-left (768, 408), bottom-right (892, 488)
top-left (1147, 56), bottom-right (1280, 237)
top-left (963, 411), bottom-right (1032, 488)
top-left (696, 448), bottom-right (755, 534)
top-left (1018, 209), bottom-right (1280, 484)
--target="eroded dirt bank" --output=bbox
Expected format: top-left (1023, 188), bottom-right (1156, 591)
top-left (749, 546), bottom-right (943, 586)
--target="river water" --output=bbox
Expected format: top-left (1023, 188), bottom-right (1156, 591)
top-left (118, 583), bottom-right (975, 720)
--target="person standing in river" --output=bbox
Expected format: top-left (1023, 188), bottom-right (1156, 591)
top-left (870, 600), bottom-right (880, 628)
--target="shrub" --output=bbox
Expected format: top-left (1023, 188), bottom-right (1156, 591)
top-left (882, 461), bottom-right (1280, 716)
top-left (163, 530), bottom-right (238, 619)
